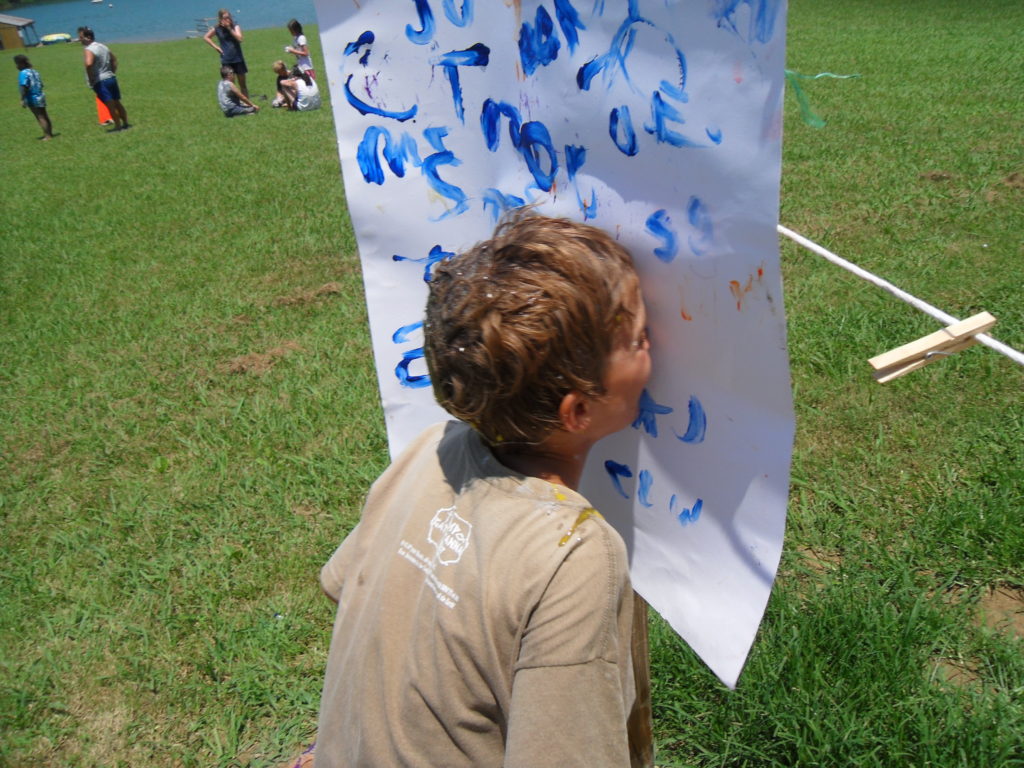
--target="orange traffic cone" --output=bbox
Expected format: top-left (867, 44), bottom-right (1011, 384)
top-left (96, 96), bottom-right (114, 126)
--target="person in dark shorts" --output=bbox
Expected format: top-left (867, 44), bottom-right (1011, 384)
top-left (204, 9), bottom-right (249, 97)
top-left (78, 27), bottom-right (129, 131)
top-left (14, 54), bottom-right (54, 140)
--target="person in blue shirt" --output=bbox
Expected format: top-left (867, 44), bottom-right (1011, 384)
top-left (14, 55), bottom-right (53, 140)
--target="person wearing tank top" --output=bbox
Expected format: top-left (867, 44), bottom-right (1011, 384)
top-left (203, 9), bottom-right (249, 97)
top-left (77, 26), bottom-right (129, 131)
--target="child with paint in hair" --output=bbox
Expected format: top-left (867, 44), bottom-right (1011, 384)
top-left (14, 54), bottom-right (53, 140)
top-left (315, 212), bottom-right (651, 767)
top-left (217, 65), bottom-right (258, 117)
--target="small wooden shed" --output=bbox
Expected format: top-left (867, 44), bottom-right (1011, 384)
top-left (0, 14), bottom-right (39, 50)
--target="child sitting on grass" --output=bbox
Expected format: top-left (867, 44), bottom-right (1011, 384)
top-left (315, 212), bottom-right (651, 767)
top-left (271, 60), bottom-right (320, 111)
top-left (14, 54), bottom-right (53, 140)
top-left (217, 65), bottom-right (258, 117)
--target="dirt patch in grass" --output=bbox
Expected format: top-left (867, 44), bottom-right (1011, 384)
top-left (984, 172), bottom-right (1024, 203)
top-left (219, 341), bottom-right (305, 375)
top-left (931, 657), bottom-right (981, 689)
top-left (1002, 172), bottom-right (1024, 190)
top-left (941, 583), bottom-right (1024, 640)
top-left (273, 282), bottom-right (345, 307)
top-left (919, 170), bottom-right (953, 182)
top-left (292, 503), bottom-right (327, 521)
top-left (977, 585), bottom-right (1024, 638)
top-left (795, 545), bottom-right (842, 576)
top-left (927, 584), bottom-right (1023, 690)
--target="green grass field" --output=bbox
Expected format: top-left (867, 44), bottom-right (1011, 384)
top-left (2, 2), bottom-right (1022, 766)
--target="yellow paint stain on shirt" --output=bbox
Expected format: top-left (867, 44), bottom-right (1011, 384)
top-left (558, 507), bottom-right (604, 546)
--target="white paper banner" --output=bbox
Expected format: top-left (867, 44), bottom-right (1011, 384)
top-left (314, 0), bottom-right (793, 688)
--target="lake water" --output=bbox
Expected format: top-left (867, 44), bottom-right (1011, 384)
top-left (13, 0), bottom-right (319, 43)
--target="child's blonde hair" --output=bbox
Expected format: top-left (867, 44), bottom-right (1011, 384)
top-left (425, 212), bottom-right (640, 446)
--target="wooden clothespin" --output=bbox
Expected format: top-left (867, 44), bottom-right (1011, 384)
top-left (868, 311), bottom-right (996, 383)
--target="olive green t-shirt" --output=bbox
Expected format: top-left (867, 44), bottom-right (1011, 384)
top-left (317, 421), bottom-right (634, 767)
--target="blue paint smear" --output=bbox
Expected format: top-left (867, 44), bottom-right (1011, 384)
top-left (705, 126), bottom-right (723, 144)
top-left (396, 347), bottom-right (431, 388)
top-left (577, 17), bottom-right (640, 92)
top-left (344, 75), bottom-right (418, 121)
top-left (356, 127), bottom-right (421, 185)
top-left (478, 102), bottom-right (559, 195)
top-left (609, 106), bottom-right (638, 156)
top-left (659, 78), bottom-right (688, 103)
top-left (672, 495), bottom-right (703, 526)
top-left (645, 209), bottom-right (678, 263)
top-left (392, 320), bottom-right (423, 344)
top-left (644, 90), bottom-right (702, 148)
top-left (442, 0), bottom-right (473, 27)
top-left (687, 196), bottom-right (713, 256)
top-left (554, 0), bottom-right (585, 54)
top-left (436, 43), bottom-right (490, 122)
top-left (577, 1), bottom-right (685, 98)
top-left (519, 5), bottom-right (560, 77)
top-left (604, 460), bottom-right (634, 499)
top-left (580, 190), bottom-right (597, 220)
top-left (565, 144), bottom-right (597, 220)
top-left (674, 395), bottom-right (707, 444)
top-left (637, 469), bottom-right (653, 508)
top-left (421, 127), bottom-right (469, 220)
top-left (405, 0), bottom-right (435, 45)
top-left (393, 244), bottom-right (455, 282)
top-left (482, 188), bottom-right (527, 222)
top-left (632, 388), bottom-right (673, 437)
top-left (519, 121), bottom-right (559, 191)
top-left (480, 99), bottom-right (523, 151)
top-left (565, 144), bottom-right (586, 177)
top-left (343, 30), bottom-right (374, 57)
top-left (710, 0), bottom-right (782, 44)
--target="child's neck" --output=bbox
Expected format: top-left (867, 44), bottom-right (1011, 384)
top-left (492, 433), bottom-right (592, 491)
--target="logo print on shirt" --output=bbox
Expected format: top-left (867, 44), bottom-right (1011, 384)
top-left (428, 505), bottom-right (472, 565)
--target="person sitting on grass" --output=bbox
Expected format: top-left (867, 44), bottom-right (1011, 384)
top-left (271, 60), bottom-right (320, 111)
top-left (314, 212), bottom-right (651, 767)
top-left (217, 65), bottom-right (258, 117)
top-left (14, 54), bottom-right (53, 140)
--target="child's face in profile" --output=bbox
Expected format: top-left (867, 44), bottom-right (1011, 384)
top-left (591, 288), bottom-right (651, 437)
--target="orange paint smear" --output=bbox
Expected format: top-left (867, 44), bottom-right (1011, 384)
top-left (729, 265), bottom-right (766, 311)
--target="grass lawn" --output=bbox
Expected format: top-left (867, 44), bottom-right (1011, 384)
top-left (2, 2), bottom-right (1023, 766)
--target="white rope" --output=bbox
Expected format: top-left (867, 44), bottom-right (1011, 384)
top-left (777, 224), bottom-right (1024, 368)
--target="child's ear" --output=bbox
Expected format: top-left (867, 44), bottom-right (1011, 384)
top-left (558, 391), bottom-right (591, 433)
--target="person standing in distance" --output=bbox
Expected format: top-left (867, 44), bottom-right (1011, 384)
top-left (14, 54), bottom-right (54, 140)
top-left (284, 19), bottom-right (315, 80)
top-left (204, 10), bottom-right (249, 98)
top-left (78, 27), bottom-right (129, 132)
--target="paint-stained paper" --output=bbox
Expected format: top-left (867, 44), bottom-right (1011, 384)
top-left (313, 0), bottom-right (793, 688)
